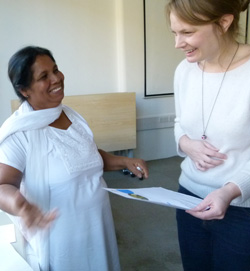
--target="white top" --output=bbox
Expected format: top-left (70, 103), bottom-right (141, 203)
top-left (174, 58), bottom-right (250, 207)
top-left (0, 109), bottom-right (120, 271)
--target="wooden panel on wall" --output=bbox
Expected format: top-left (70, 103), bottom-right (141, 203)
top-left (63, 92), bottom-right (136, 152)
top-left (11, 92), bottom-right (136, 152)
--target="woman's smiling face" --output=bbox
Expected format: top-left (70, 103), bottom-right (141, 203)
top-left (22, 55), bottom-right (65, 110)
top-left (170, 11), bottom-right (220, 64)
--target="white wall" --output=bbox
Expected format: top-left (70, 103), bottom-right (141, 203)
top-left (0, 0), bottom-right (118, 120)
top-left (0, 0), bottom-right (180, 160)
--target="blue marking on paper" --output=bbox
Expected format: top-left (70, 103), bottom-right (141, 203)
top-left (118, 189), bottom-right (134, 194)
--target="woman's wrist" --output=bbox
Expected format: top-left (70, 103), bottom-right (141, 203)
top-left (179, 135), bottom-right (190, 153)
top-left (219, 182), bottom-right (241, 203)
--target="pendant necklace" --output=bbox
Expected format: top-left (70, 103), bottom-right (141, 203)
top-left (201, 43), bottom-right (239, 140)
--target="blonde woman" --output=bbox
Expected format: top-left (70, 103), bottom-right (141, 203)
top-left (167, 0), bottom-right (250, 270)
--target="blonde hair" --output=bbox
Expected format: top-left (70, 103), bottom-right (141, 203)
top-left (166, 0), bottom-right (250, 41)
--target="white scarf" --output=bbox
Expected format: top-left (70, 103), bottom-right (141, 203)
top-left (0, 101), bottom-right (63, 271)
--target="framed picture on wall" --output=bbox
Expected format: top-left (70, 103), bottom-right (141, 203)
top-left (144, 1), bottom-right (250, 98)
top-left (143, 0), bottom-right (184, 97)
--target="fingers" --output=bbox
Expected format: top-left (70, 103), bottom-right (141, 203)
top-left (126, 159), bottom-right (149, 179)
top-left (182, 138), bottom-right (227, 171)
top-left (187, 200), bottom-right (210, 213)
top-left (186, 188), bottom-right (233, 220)
top-left (36, 209), bottom-right (58, 229)
top-left (186, 200), bottom-right (215, 220)
top-left (203, 148), bottom-right (227, 163)
top-left (20, 204), bottom-right (58, 230)
top-left (195, 156), bottom-right (225, 171)
top-left (135, 162), bottom-right (149, 179)
top-left (129, 165), bottom-right (145, 179)
top-left (203, 143), bottom-right (227, 161)
top-left (187, 206), bottom-right (225, 220)
top-left (206, 152), bottom-right (227, 162)
top-left (195, 143), bottom-right (227, 170)
top-left (186, 208), bottom-right (212, 220)
top-left (195, 162), bottom-right (207, 171)
top-left (203, 141), bottom-right (227, 159)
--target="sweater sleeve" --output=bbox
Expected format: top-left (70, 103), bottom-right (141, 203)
top-left (225, 168), bottom-right (250, 204)
top-left (174, 61), bottom-right (187, 158)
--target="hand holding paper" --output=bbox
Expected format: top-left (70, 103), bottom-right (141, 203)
top-left (104, 187), bottom-right (202, 210)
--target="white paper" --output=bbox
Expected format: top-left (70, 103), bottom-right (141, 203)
top-left (104, 187), bottom-right (202, 210)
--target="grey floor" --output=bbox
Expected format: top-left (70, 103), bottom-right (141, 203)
top-left (104, 156), bottom-right (184, 271)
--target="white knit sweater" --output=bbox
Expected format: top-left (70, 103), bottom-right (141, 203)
top-left (174, 58), bottom-right (250, 207)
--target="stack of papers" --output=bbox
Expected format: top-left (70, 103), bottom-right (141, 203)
top-left (104, 187), bottom-right (202, 210)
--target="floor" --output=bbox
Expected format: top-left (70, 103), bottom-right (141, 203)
top-left (104, 156), bottom-right (184, 271)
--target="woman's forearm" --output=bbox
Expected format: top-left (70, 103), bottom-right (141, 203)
top-left (98, 149), bottom-right (149, 178)
top-left (0, 184), bottom-right (25, 216)
top-left (98, 149), bottom-right (128, 171)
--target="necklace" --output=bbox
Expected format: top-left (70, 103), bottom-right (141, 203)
top-left (201, 43), bottom-right (239, 140)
